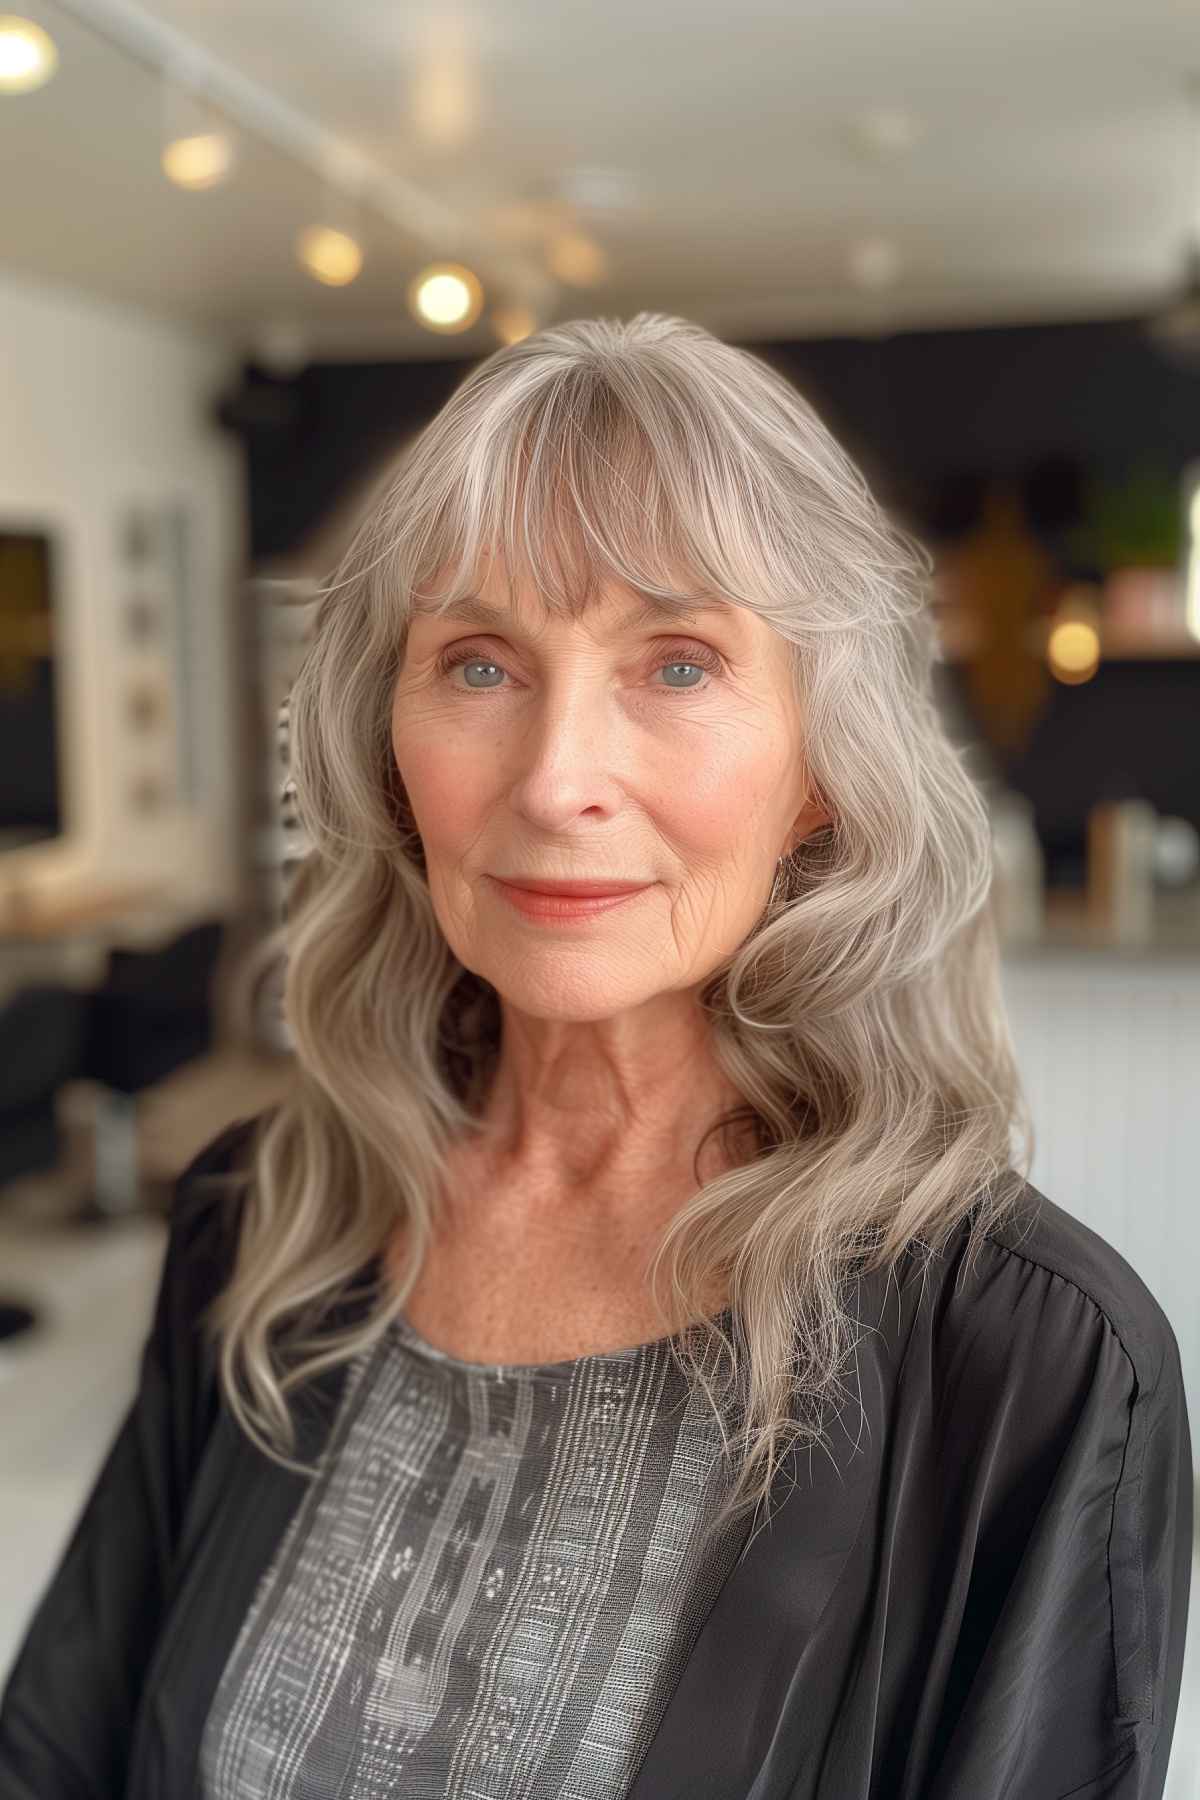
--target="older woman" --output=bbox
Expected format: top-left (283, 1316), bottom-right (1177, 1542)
top-left (0, 313), bottom-right (1191, 1800)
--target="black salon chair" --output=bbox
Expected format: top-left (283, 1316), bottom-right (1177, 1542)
top-left (65, 918), bottom-right (226, 1225)
top-left (0, 983), bottom-right (90, 1338)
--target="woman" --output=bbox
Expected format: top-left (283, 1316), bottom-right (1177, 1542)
top-left (0, 312), bottom-right (1191, 1799)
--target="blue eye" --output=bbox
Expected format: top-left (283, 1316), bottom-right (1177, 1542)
top-left (437, 644), bottom-right (722, 693)
top-left (659, 659), bottom-right (707, 688)
top-left (443, 653), bottom-right (505, 689)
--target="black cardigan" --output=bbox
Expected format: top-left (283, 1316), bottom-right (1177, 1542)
top-left (0, 1117), bottom-right (1192, 1800)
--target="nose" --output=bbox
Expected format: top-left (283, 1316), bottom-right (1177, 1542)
top-left (502, 682), bottom-right (633, 827)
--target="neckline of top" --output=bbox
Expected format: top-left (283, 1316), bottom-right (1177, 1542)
top-left (388, 1304), bottom-right (736, 1379)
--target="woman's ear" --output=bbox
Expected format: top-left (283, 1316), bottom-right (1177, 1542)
top-left (789, 800), bottom-right (833, 853)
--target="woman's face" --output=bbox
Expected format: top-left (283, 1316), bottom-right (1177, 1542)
top-left (390, 564), bottom-right (829, 1021)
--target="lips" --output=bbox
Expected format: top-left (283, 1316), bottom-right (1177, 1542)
top-left (494, 877), bottom-right (650, 897)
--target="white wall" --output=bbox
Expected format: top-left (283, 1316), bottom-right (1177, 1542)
top-left (0, 267), bottom-right (245, 923)
top-left (1000, 949), bottom-right (1198, 1448)
top-left (1001, 948), bottom-right (1199, 1800)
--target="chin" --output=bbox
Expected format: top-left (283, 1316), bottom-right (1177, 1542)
top-left (477, 959), bottom-right (659, 1023)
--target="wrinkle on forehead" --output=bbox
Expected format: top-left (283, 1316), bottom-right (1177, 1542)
top-left (411, 588), bottom-right (738, 636)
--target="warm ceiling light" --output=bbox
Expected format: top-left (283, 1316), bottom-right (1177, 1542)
top-left (546, 230), bottom-right (609, 286)
top-left (161, 130), bottom-right (234, 190)
top-left (408, 261), bottom-right (484, 332)
top-left (0, 15), bottom-right (57, 93)
top-left (491, 303), bottom-right (537, 345)
top-left (409, 54), bottom-right (477, 150)
top-left (1047, 618), bottom-right (1101, 685)
top-left (296, 224), bottom-right (363, 286)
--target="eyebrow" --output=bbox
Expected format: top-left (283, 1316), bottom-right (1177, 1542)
top-left (413, 593), bottom-right (727, 632)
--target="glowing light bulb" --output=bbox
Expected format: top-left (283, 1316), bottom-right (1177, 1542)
top-left (161, 130), bottom-right (234, 190)
top-left (408, 262), bottom-right (484, 332)
top-left (296, 225), bottom-right (363, 286)
top-left (1047, 619), bottom-right (1100, 684)
top-left (0, 15), bottom-right (57, 93)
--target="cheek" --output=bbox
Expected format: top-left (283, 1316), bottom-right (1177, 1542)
top-left (671, 740), bottom-right (781, 854)
top-left (392, 721), bottom-right (491, 844)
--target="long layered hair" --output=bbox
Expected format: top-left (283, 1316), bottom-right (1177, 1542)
top-left (209, 311), bottom-right (1033, 1545)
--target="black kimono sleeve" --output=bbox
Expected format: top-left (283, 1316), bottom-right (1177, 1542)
top-left (909, 1236), bottom-right (1194, 1800)
top-left (0, 1121), bottom-right (254, 1800)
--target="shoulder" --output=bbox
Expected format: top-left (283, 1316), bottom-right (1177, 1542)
top-left (160, 1110), bottom-right (274, 1324)
top-left (173, 1111), bottom-right (265, 1197)
top-left (910, 1175), bottom-right (1191, 1549)
top-left (946, 1178), bottom-right (1185, 1412)
top-left (909, 1177), bottom-right (1193, 1745)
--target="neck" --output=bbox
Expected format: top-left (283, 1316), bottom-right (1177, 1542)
top-left (465, 1002), bottom-right (756, 1200)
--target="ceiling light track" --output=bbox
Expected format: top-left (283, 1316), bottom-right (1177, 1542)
top-left (43, 0), bottom-right (557, 322)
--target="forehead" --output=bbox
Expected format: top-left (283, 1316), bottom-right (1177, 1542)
top-left (410, 582), bottom-right (760, 643)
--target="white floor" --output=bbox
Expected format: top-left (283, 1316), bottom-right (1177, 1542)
top-left (0, 1206), bottom-right (165, 1673)
top-left (0, 1053), bottom-right (1196, 1795)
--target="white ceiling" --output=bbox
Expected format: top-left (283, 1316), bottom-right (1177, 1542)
top-left (3, 0), bottom-right (1200, 359)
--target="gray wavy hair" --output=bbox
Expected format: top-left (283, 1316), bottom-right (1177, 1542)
top-left (212, 310), bottom-right (1033, 1548)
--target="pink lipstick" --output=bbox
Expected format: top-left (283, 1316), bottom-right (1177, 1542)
top-left (489, 876), bottom-right (652, 921)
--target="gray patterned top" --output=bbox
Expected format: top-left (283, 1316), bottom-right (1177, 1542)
top-left (199, 1303), bottom-right (749, 1800)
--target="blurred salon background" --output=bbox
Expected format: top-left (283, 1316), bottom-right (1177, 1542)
top-left (0, 2), bottom-right (1196, 1784)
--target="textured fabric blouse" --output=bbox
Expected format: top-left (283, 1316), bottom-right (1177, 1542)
top-left (198, 1303), bottom-right (749, 1800)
